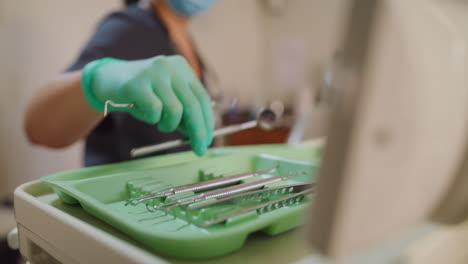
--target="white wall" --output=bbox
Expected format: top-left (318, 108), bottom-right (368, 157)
top-left (192, 0), bottom-right (347, 107)
top-left (260, 0), bottom-right (347, 104)
top-left (0, 0), bottom-right (120, 194)
top-left (192, 0), bottom-right (347, 140)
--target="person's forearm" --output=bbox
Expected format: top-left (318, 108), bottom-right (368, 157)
top-left (24, 71), bottom-right (103, 148)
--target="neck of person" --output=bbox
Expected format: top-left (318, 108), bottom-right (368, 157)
top-left (151, 0), bottom-right (203, 79)
top-left (152, 0), bottom-right (190, 40)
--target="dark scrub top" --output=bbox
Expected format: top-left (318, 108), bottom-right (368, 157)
top-left (66, 4), bottom-right (201, 166)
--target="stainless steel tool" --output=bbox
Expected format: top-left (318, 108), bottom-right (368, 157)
top-left (149, 172), bottom-right (307, 212)
top-left (197, 189), bottom-right (312, 228)
top-left (130, 107), bottom-right (280, 157)
top-left (103, 100), bottom-right (134, 117)
top-left (186, 182), bottom-right (314, 211)
top-left (125, 166), bottom-right (278, 206)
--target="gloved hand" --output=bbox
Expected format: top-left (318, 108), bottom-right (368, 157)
top-left (81, 55), bottom-right (214, 156)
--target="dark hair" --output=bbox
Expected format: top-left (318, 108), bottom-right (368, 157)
top-left (124, 0), bottom-right (139, 6)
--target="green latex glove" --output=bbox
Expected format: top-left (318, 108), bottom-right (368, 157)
top-left (81, 55), bottom-right (214, 156)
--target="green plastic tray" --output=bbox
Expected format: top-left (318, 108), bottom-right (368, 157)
top-left (42, 144), bottom-right (319, 259)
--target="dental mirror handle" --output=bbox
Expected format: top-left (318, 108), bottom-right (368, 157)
top-left (130, 120), bottom-right (258, 157)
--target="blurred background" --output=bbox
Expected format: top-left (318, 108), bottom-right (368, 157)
top-left (0, 0), bottom-right (347, 198)
top-left (4, 1), bottom-right (468, 263)
top-left (0, 0), bottom-right (347, 262)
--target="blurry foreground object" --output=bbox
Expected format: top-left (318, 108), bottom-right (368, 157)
top-left (308, 0), bottom-right (468, 263)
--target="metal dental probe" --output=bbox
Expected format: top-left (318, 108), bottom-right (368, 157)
top-left (130, 107), bottom-right (279, 157)
top-left (186, 182), bottom-right (314, 211)
top-left (197, 189), bottom-right (312, 228)
top-left (125, 166), bottom-right (278, 206)
top-left (151, 172), bottom-right (307, 211)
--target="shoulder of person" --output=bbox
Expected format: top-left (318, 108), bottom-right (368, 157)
top-left (97, 5), bottom-right (164, 38)
top-left (64, 4), bottom-right (167, 71)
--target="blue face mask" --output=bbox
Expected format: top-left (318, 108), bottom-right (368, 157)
top-left (165, 0), bottom-right (217, 17)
